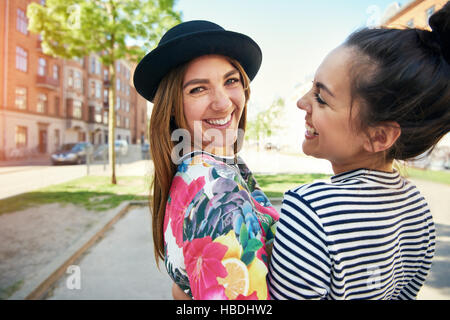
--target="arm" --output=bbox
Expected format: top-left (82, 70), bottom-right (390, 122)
top-left (268, 190), bottom-right (331, 300)
top-left (179, 158), bottom-right (274, 300)
top-left (172, 283), bottom-right (192, 300)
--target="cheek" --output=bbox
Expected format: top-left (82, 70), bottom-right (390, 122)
top-left (183, 99), bottom-right (204, 125)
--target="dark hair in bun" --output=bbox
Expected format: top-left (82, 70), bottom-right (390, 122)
top-left (429, 1), bottom-right (450, 63)
top-left (343, 1), bottom-right (450, 161)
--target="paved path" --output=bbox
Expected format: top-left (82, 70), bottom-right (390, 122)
top-left (46, 206), bottom-right (172, 300)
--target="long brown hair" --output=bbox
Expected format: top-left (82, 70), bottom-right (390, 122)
top-left (150, 56), bottom-right (251, 264)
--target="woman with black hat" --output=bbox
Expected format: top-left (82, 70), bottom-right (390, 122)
top-left (134, 20), bottom-right (279, 300)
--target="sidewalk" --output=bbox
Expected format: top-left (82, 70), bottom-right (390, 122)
top-left (41, 198), bottom-right (450, 300)
top-left (45, 205), bottom-right (172, 300)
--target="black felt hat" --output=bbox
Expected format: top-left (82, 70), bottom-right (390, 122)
top-left (133, 20), bottom-right (262, 102)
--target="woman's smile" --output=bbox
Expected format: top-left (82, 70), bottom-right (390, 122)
top-left (204, 110), bottom-right (235, 128)
top-left (305, 122), bottom-right (319, 139)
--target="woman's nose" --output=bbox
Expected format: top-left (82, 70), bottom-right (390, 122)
top-left (297, 95), bottom-right (312, 113)
top-left (210, 88), bottom-right (232, 111)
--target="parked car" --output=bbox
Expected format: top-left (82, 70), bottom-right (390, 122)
top-left (114, 140), bottom-right (128, 156)
top-left (264, 142), bottom-right (280, 151)
top-left (141, 143), bottom-right (151, 160)
top-left (51, 142), bottom-right (93, 165)
top-left (93, 144), bottom-right (108, 160)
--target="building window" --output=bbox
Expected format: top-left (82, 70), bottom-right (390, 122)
top-left (103, 89), bottom-right (108, 103)
top-left (37, 93), bottom-right (48, 113)
top-left (15, 87), bottom-right (27, 110)
top-left (15, 126), bottom-right (28, 148)
top-left (103, 111), bottom-right (108, 125)
top-left (95, 106), bottom-right (102, 123)
top-left (90, 56), bottom-right (101, 75)
top-left (104, 69), bottom-right (109, 81)
top-left (116, 78), bottom-right (121, 92)
top-left (68, 69), bottom-right (74, 87)
top-left (95, 81), bottom-right (101, 99)
top-left (38, 58), bottom-right (47, 76)
top-left (53, 65), bottom-right (59, 80)
top-left (406, 18), bottom-right (414, 28)
top-left (125, 117), bottom-right (129, 129)
top-left (73, 100), bottom-right (82, 119)
top-left (74, 70), bottom-right (82, 91)
top-left (117, 115), bottom-right (121, 127)
top-left (17, 9), bottom-right (28, 35)
top-left (16, 47), bottom-right (28, 72)
top-left (90, 80), bottom-right (95, 98)
top-left (116, 97), bottom-right (121, 110)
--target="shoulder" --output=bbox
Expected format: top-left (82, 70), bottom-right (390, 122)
top-left (177, 153), bottom-right (236, 180)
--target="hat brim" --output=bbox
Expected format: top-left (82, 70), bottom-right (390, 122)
top-left (133, 30), bottom-right (262, 102)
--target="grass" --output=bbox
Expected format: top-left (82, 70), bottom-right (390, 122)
top-left (0, 168), bottom-right (446, 216)
top-left (0, 279), bottom-right (24, 300)
top-left (255, 173), bottom-right (331, 198)
top-left (0, 176), bottom-right (150, 216)
top-left (400, 166), bottom-right (450, 185)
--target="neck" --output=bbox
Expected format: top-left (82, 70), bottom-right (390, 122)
top-left (191, 144), bottom-right (235, 157)
top-left (331, 158), bottom-right (394, 175)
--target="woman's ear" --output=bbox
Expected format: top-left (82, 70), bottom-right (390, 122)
top-left (363, 121), bottom-right (401, 153)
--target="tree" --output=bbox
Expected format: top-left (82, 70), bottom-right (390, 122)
top-left (27, 0), bottom-right (181, 184)
top-left (246, 97), bottom-right (285, 150)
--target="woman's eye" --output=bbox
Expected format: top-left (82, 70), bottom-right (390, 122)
top-left (314, 92), bottom-right (327, 105)
top-left (225, 78), bottom-right (240, 85)
top-left (189, 87), bottom-right (205, 94)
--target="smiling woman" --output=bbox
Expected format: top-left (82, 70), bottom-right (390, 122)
top-left (133, 20), bottom-right (279, 300)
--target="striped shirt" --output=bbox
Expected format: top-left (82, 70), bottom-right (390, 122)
top-left (268, 168), bottom-right (436, 300)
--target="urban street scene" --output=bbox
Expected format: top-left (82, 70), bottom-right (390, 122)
top-left (0, 0), bottom-right (449, 302)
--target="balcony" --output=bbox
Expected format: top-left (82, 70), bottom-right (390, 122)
top-left (36, 75), bottom-right (59, 90)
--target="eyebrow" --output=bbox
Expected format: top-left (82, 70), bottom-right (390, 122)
top-left (316, 81), bottom-right (335, 98)
top-left (183, 69), bottom-right (239, 89)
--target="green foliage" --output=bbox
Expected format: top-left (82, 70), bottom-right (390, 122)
top-left (27, 0), bottom-right (182, 63)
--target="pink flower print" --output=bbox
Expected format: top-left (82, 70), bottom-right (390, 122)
top-left (166, 175), bottom-right (205, 246)
top-left (200, 285), bottom-right (227, 300)
top-left (183, 236), bottom-right (228, 299)
top-left (251, 197), bottom-right (280, 221)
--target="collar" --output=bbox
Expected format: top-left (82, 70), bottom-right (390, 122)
top-left (331, 168), bottom-right (403, 187)
top-left (179, 150), bottom-right (238, 164)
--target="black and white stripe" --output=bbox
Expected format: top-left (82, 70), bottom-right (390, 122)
top-left (268, 168), bottom-right (435, 300)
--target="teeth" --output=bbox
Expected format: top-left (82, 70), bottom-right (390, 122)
top-left (206, 114), bottom-right (232, 126)
top-left (305, 123), bottom-right (318, 135)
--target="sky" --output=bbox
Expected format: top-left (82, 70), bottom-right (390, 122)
top-left (175, 0), bottom-right (403, 114)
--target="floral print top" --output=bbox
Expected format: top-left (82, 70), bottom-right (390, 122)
top-left (164, 151), bottom-right (279, 300)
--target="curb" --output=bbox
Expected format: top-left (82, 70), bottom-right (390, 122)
top-left (9, 200), bottom-right (148, 300)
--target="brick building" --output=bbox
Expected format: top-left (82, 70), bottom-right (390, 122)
top-left (0, 0), bottom-right (149, 160)
top-left (382, 0), bottom-right (448, 29)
